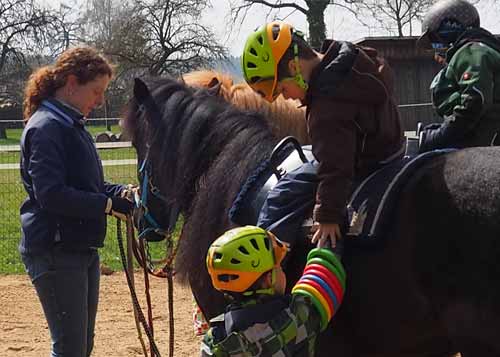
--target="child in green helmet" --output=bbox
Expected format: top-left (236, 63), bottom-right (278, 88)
top-left (242, 22), bottom-right (404, 249)
top-left (201, 225), bottom-right (346, 357)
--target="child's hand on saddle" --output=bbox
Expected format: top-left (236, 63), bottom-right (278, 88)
top-left (311, 222), bottom-right (341, 249)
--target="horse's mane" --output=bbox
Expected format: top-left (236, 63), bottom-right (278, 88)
top-left (182, 70), bottom-right (234, 100)
top-left (124, 77), bottom-right (278, 283)
top-left (183, 70), bottom-right (310, 144)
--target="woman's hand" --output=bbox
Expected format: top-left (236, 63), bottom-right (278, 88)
top-left (121, 184), bottom-right (139, 202)
top-left (106, 197), bottom-right (134, 221)
top-left (311, 222), bottom-right (341, 248)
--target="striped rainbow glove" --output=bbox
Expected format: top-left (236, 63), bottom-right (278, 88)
top-left (291, 248), bottom-right (346, 331)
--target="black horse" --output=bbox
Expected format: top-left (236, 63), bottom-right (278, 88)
top-left (123, 77), bottom-right (500, 357)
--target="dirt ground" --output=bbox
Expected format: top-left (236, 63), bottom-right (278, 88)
top-left (0, 272), bottom-right (201, 356)
top-left (0, 273), bottom-right (465, 357)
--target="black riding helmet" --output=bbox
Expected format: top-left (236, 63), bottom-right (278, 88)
top-left (418, 0), bottom-right (480, 48)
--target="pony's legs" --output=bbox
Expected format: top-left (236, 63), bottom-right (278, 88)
top-left (189, 273), bottom-right (226, 320)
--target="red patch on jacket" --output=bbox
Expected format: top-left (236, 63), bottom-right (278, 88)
top-left (462, 72), bottom-right (471, 80)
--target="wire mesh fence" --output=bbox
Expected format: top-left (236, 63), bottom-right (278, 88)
top-left (0, 104), bottom-right (435, 274)
top-left (0, 120), bottom-right (138, 274)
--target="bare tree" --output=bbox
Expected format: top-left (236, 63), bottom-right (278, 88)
top-left (133, 0), bottom-right (227, 75)
top-left (81, 0), bottom-right (120, 49)
top-left (230, 0), bottom-right (357, 49)
top-left (0, 0), bottom-right (52, 74)
top-left (44, 3), bottom-right (83, 55)
top-left (350, 0), bottom-right (434, 37)
top-left (78, 0), bottom-right (227, 117)
top-left (82, 0), bottom-right (226, 76)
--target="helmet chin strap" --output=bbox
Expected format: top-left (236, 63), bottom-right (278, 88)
top-left (292, 43), bottom-right (309, 91)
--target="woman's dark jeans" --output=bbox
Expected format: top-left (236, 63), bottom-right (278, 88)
top-left (22, 245), bottom-right (100, 357)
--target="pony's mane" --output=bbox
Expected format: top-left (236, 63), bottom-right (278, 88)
top-left (183, 70), bottom-right (309, 144)
top-left (182, 70), bottom-right (234, 100)
top-left (124, 77), bottom-right (278, 282)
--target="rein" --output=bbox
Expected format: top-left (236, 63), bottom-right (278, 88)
top-left (117, 215), bottom-right (180, 357)
top-left (117, 150), bottom-right (181, 357)
top-left (119, 87), bottom-right (182, 356)
top-left (116, 218), bottom-right (162, 357)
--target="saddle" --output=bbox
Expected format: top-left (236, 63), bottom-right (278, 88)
top-left (229, 137), bottom-right (454, 248)
top-left (228, 136), bottom-right (315, 228)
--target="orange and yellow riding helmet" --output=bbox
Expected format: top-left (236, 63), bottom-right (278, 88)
top-left (206, 226), bottom-right (288, 294)
top-left (241, 22), bottom-right (293, 102)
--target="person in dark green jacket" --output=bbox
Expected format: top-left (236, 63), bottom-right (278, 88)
top-left (417, 0), bottom-right (500, 152)
top-left (201, 226), bottom-right (346, 356)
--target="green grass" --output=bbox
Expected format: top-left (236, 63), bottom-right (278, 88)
top-left (0, 147), bottom-right (136, 164)
top-left (0, 125), bottom-right (184, 274)
top-left (0, 161), bottom-right (181, 274)
top-left (0, 125), bottom-right (122, 146)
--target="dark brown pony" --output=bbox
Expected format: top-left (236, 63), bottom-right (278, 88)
top-left (124, 77), bottom-right (500, 357)
top-left (182, 70), bottom-right (310, 144)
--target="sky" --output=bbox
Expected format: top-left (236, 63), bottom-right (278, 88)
top-left (204, 0), bottom-right (500, 55)
top-left (45, 0), bottom-right (500, 56)
top-left (201, 1), bottom-right (406, 55)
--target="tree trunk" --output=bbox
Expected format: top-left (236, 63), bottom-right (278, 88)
top-left (306, 0), bottom-right (329, 50)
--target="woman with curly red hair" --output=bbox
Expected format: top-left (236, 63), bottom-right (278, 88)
top-left (20, 47), bottom-right (134, 356)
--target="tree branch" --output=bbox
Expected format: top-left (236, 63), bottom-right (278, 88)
top-left (243, 0), bottom-right (307, 14)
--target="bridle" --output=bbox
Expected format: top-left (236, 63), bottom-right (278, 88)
top-left (133, 99), bottom-right (180, 243)
top-left (135, 149), bottom-right (179, 242)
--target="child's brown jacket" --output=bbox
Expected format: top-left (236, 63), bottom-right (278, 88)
top-left (305, 40), bottom-right (405, 224)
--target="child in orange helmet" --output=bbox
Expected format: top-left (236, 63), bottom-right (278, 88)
top-left (201, 225), bottom-right (345, 356)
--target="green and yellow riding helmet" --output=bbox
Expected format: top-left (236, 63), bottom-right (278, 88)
top-left (242, 21), bottom-right (307, 102)
top-left (206, 226), bottom-right (288, 295)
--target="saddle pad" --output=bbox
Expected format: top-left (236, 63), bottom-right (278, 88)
top-left (347, 149), bottom-right (455, 242)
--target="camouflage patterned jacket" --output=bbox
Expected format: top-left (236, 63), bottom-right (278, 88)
top-left (200, 294), bottom-right (322, 356)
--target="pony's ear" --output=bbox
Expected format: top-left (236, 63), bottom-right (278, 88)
top-left (207, 77), bottom-right (220, 88)
top-left (207, 77), bottom-right (222, 96)
top-left (133, 78), bottom-right (151, 105)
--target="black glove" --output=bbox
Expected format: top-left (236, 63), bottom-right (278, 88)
top-left (419, 123), bottom-right (444, 153)
top-left (424, 123), bottom-right (442, 131)
top-left (106, 196), bottom-right (134, 220)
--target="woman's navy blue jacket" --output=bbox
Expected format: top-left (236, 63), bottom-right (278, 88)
top-left (19, 99), bottom-right (124, 254)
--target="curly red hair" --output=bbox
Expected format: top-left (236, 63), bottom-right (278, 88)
top-left (23, 47), bottom-right (113, 120)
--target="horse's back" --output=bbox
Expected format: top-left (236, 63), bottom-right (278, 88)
top-left (331, 147), bottom-right (500, 356)
top-left (414, 147), bottom-right (500, 355)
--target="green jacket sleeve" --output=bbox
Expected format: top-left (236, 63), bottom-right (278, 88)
top-left (421, 42), bottom-right (500, 151)
top-left (448, 42), bottom-right (497, 123)
top-left (200, 296), bottom-right (321, 356)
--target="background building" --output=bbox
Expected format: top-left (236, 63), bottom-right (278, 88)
top-left (355, 36), bottom-right (442, 131)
